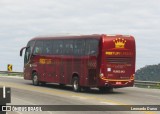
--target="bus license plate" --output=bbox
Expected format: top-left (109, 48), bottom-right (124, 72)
top-left (116, 82), bottom-right (122, 84)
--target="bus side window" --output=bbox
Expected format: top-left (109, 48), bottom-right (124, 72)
top-left (33, 41), bottom-right (43, 55)
top-left (85, 39), bottom-right (99, 56)
top-left (43, 40), bottom-right (53, 55)
top-left (53, 40), bottom-right (58, 55)
top-left (64, 40), bottom-right (73, 55)
top-left (53, 40), bottom-right (63, 55)
top-left (74, 39), bottom-right (85, 56)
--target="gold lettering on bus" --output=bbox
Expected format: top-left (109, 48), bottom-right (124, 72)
top-left (39, 59), bottom-right (45, 64)
top-left (39, 59), bottom-right (52, 64)
top-left (106, 52), bottom-right (121, 55)
top-left (46, 59), bottom-right (52, 64)
top-left (106, 51), bottom-right (133, 56)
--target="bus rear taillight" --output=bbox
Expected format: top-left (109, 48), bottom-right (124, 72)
top-left (130, 74), bottom-right (135, 80)
top-left (99, 73), bottom-right (104, 78)
top-left (99, 66), bottom-right (108, 81)
top-left (99, 66), bottom-right (105, 78)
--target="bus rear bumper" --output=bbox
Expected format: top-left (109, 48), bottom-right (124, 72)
top-left (99, 80), bottom-right (134, 88)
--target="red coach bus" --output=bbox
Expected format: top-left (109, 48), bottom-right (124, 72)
top-left (20, 34), bottom-right (136, 92)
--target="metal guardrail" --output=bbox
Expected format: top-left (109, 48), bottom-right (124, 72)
top-left (0, 71), bottom-right (23, 76)
top-left (134, 80), bottom-right (160, 88)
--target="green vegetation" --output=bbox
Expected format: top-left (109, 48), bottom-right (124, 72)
top-left (135, 64), bottom-right (160, 81)
top-left (0, 73), bottom-right (23, 77)
top-left (0, 74), bottom-right (8, 76)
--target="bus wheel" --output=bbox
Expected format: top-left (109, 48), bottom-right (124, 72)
top-left (32, 72), bottom-right (39, 86)
top-left (72, 77), bottom-right (81, 92)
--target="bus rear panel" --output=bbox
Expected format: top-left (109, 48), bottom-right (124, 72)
top-left (98, 35), bottom-right (135, 88)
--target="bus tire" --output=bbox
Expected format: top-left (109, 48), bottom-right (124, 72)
top-left (72, 77), bottom-right (81, 92)
top-left (32, 72), bottom-right (39, 86)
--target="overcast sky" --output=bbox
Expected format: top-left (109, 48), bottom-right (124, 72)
top-left (0, 0), bottom-right (160, 71)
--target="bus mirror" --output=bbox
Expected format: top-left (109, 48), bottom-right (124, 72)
top-left (20, 46), bottom-right (29, 56)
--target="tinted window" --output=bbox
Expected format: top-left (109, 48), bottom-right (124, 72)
top-left (24, 40), bottom-right (35, 64)
top-left (63, 40), bottom-right (73, 55)
top-left (85, 39), bottom-right (99, 56)
top-left (33, 40), bottom-right (43, 55)
top-left (74, 39), bottom-right (85, 56)
top-left (53, 40), bottom-right (63, 55)
top-left (43, 40), bottom-right (53, 55)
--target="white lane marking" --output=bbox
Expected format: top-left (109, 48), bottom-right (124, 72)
top-left (3, 86), bottom-right (6, 98)
top-left (71, 95), bottom-right (88, 100)
top-left (100, 101), bottom-right (117, 105)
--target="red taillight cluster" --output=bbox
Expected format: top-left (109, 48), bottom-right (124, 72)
top-left (130, 74), bottom-right (135, 80)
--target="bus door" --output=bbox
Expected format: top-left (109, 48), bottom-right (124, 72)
top-left (85, 39), bottom-right (99, 86)
top-left (23, 40), bottom-right (35, 80)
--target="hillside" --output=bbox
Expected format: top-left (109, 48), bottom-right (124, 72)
top-left (135, 64), bottom-right (160, 81)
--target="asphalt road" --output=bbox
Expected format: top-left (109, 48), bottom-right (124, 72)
top-left (0, 76), bottom-right (160, 114)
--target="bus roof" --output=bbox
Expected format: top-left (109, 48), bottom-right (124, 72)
top-left (30, 34), bottom-right (102, 41)
top-left (30, 34), bottom-right (133, 41)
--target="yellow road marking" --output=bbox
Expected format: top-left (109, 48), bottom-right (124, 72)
top-left (144, 112), bottom-right (157, 114)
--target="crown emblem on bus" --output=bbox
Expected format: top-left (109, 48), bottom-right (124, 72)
top-left (113, 38), bottom-right (126, 48)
